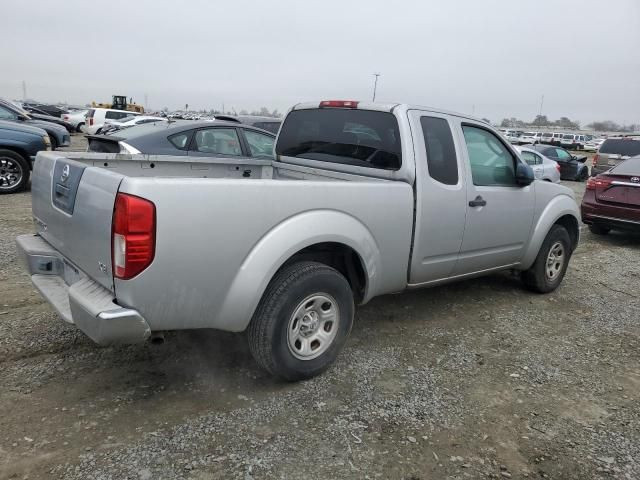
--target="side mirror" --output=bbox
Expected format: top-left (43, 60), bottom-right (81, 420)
top-left (515, 162), bottom-right (535, 186)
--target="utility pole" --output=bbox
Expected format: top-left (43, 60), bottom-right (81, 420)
top-left (538, 94), bottom-right (544, 117)
top-left (22, 80), bottom-right (27, 100)
top-left (372, 73), bottom-right (380, 102)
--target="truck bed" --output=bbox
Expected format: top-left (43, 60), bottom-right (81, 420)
top-left (27, 151), bottom-right (414, 335)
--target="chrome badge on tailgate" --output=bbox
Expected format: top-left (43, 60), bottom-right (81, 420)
top-left (52, 161), bottom-right (86, 215)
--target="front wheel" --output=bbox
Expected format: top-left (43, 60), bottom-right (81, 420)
top-left (522, 225), bottom-right (572, 293)
top-left (247, 261), bottom-right (354, 381)
top-left (50, 135), bottom-right (58, 150)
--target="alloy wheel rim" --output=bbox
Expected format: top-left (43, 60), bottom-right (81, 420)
top-left (545, 241), bottom-right (565, 281)
top-left (0, 157), bottom-right (23, 190)
top-left (287, 293), bottom-right (340, 360)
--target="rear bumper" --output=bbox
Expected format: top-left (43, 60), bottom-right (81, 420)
top-left (15, 234), bottom-right (151, 345)
top-left (581, 203), bottom-right (640, 232)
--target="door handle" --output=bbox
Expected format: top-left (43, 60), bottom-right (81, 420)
top-left (468, 196), bottom-right (486, 207)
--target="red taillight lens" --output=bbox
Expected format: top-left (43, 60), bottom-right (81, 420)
top-left (586, 176), bottom-right (612, 191)
top-left (112, 193), bottom-right (155, 279)
top-left (555, 163), bottom-right (561, 172)
top-left (592, 153), bottom-right (599, 167)
top-left (89, 118), bottom-right (94, 126)
top-left (319, 100), bottom-right (359, 108)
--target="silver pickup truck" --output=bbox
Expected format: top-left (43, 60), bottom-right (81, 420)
top-left (17, 100), bottom-right (580, 380)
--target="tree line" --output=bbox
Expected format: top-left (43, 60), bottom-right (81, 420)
top-left (499, 115), bottom-right (639, 132)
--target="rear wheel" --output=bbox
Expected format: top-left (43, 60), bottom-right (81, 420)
top-left (522, 225), bottom-right (572, 293)
top-left (0, 150), bottom-right (29, 194)
top-left (247, 261), bottom-right (354, 381)
top-left (76, 122), bottom-right (84, 133)
top-left (576, 169), bottom-right (588, 181)
top-left (589, 224), bottom-right (610, 235)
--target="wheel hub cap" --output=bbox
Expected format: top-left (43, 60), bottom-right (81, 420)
top-left (0, 158), bottom-right (23, 190)
top-left (287, 293), bottom-right (340, 361)
top-left (545, 241), bottom-right (565, 281)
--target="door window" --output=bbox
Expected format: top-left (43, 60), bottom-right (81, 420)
top-left (554, 148), bottom-right (572, 161)
top-left (0, 106), bottom-right (18, 120)
top-left (521, 151), bottom-right (541, 165)
top-left (194, 128), bottom-right (242, 155)
top-left (462, 126), bottom-right (516, 186)
top-left (243, 129), bottom-right (275, 158)
top-left (420, 116), bottom-right (458, 185)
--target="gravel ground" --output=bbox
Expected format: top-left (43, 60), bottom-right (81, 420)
top-left (1, 137), bottom-right (638, 480)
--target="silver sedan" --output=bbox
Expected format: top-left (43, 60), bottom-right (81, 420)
top-left (516, 146), bottom-right (561, 183)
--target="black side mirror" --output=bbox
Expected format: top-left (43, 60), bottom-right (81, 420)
top-left (515, 162), bottom-right (535, 186)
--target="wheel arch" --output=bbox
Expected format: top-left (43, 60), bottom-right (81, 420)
top-left (0, 145), bottom-right (31, 167)
top-left (521, 195), bottom-right (580, 269)
top-left (215, 210), bottom-right (382, 332)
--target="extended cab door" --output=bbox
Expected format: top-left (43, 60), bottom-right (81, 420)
top-left (408, 111), bottom-right (467, 284)
top-left (453, 120), bottom-right (535, 274)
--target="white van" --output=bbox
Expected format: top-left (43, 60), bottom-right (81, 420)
top-left (83, 108), bottom-right (140, 134)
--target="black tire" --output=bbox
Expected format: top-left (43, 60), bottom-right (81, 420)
top-left (589, 224), bottom-right (610, 235)
top-left (0, 149), bottom-right (30, 194)
top-left (96, 128), bottom-right (102, 135)
top-left (50, 135), bottom-right (58, 150)
top-left (522, 225), bottom-right (572, 293)
top-left (247, 261), bottom-right (354, 381)
top-left (76, 122), bottom-right (84, 133)
top-left (576, 169), bottom-right (588, 182)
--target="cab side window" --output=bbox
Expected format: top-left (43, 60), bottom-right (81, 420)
top-left (462, 126), bottom-right (516, 186)
top-left (420, 116), bottom-right (458, 185)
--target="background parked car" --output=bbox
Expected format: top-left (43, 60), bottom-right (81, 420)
top-left (583, 138), bottom-right (605, 152)
top-left (101, 115), bottom-right (167, 135)
top-left (83, 108), bottom-right (141, 134)
top-left (591, 138), bottom-right (640, 176)
top-left (0, 99), bottom-right (70, 149)
top-left (13, 102), bottom-right (75, 133)
top-left (0, 119), bottom-right (50, 193)
top-left (581, 156), bottom-right (640, 234)
top-left (530, 144), bottom-right (589, 181)
top-left (62, 110), bottom-right (89, 132)
top-left (87, 120), bottom-right (277, 158)
top-left (519, 132), bottom-right (543, 144)
top-left (515, 146), bottom-right (561, 183)
top-left (21, 101), bottom-right (68, 118)
top-left (560, 133), bottom-right (586, 150)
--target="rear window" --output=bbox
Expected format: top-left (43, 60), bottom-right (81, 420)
top-left (86, 109), bottom-right (95, 118)
top-left (276, 108), bottom-right (401, 170)
top-left (611, 156), bottom-right (640, 174)
top-left (542, 132), bottom-right (553, 137)
top-left (599, 139), bottom-right (640, 156)
top-left (563, 134), bottom-right (574, 139)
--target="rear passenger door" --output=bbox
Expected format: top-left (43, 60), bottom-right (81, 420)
top-left (453, 121), bottom-right (535, 275)
top-left (408, 111), bottom-right (467, 284)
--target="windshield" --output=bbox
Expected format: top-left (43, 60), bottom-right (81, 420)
top-left (276, 108), bottom-right (402, 170)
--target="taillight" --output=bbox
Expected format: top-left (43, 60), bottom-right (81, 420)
top-left (586, 176), bottom-right (612, 191)
top-left (592, 154), bottom-right (599, 167)
top-left (555, 163), bottom-right (561, 172)
top-left (112, 193), bottom-right (155, 280)
top-left (319, 100), bottom-right (359, 108)
top-left (90, 118), bottom-right (94, 126)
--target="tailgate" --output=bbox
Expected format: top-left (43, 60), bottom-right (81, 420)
top-left (31, 152), bottom-right (124, 291)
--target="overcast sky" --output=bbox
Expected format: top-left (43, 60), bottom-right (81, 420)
top-left (2, 0), bottom-right (639, 124)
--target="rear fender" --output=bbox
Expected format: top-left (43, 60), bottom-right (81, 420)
top-left (216, 210), bottom-right (381, 332)
top-left (521, 194), bottom-right (580, 269)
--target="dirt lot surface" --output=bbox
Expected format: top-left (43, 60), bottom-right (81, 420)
top-left (1, 137), bottom-right (638, 480)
